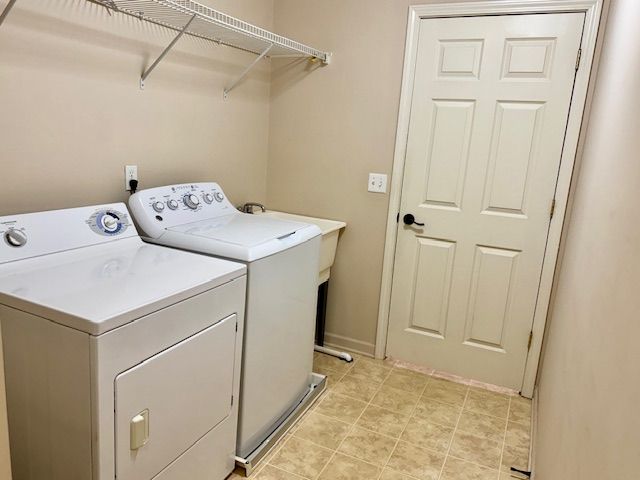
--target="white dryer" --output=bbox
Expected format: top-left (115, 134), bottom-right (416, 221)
top-left (0, 204), bottom-right (246, 480)
top-left (129, 183), bottom-right (325, 470)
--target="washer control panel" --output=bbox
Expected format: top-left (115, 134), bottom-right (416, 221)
top-left (129, 182), bottom-right (239, 238)
top-left (129, 183), bottom-right (236, 239)
top-left (0, 203), bottom-right (138, 264)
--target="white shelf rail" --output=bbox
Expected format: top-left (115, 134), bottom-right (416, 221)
top-left (96, 0), bottom-right (331, 93)
top-left (1, 0), bottom-right (331, 95)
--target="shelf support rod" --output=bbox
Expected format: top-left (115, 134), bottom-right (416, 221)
top-left (224, 44), bottom-right (273, 99)
top-left (140, 13), bottom-right (196, 89)
top-left (0, 0), bottom-right (18, 28)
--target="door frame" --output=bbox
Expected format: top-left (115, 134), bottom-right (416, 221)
top-left (375, 0), bottom-right (604, 397)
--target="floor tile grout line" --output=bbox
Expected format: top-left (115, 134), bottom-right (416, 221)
top-left (445, 453), bottom-right (505, 475)
top-left (314, 359), bottom-right (394, 480)
top-left (274, 432), bottom-right (397, 476)
top-left (436, 384), bottom-right (470, 480)
top-left (260, 463), bottom-right (307, 479)
top-left (296, 409), bottom-right (406, 444)
top-left (377, 370), bottom-right (434, 480)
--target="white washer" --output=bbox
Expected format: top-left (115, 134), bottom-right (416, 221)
top-left (0, 204), bottom-right (247, 480)
top-left (129, 183), bottom-right (324, 469)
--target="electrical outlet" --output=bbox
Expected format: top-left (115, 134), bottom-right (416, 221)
top-left (125, 165), bottom-right (138, 191)
top-left (368, 173), bottom-right (388, 193)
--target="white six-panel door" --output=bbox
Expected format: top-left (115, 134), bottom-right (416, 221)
top-left (386, 13), bottom-right (584, 389)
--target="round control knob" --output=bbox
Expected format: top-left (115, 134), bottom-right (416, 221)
top-left (101, 214), bottom-right (119, 233)
top-left (4, 229), bottom-right (27, 248)
top-left (152, 201), bottom-right (165, 213)
top-left (214, 191), bottom-right (224, 203)
top-left (167, 199), bottom-right (179, 210)
top-left (203, 193), bottom-right (214, 204)
top-left (183, 194), bottom-right (200, 210)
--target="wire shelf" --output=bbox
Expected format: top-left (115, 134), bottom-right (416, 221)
top-left (1, 0), bottom-right (330, 93)
top-left (95, 0), bottom-right (330, 62)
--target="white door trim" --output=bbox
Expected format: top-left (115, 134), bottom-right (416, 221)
top-left (375, 0), bottom-right (604, 397)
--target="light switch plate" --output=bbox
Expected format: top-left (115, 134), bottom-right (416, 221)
top-left (368, 173), bottom-right (388, 193)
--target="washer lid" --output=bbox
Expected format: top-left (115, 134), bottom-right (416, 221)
top-left (0, 237), bottom-right (246, 335)
top-left (167, 214), bottom-right (309, 247)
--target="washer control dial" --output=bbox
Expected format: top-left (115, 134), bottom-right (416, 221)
top-left (203, 193), bottom-right (214, 204)
top-left (183, 194), bottom-right (200, 210)
top-left (152, 201), bottom-right (165, 213)
top-left (214, 191), bottom-right (224, 203)
top-left (4, 229), bottom-right (27, 248)
top-left (167, 199), bottom-right (179, 210)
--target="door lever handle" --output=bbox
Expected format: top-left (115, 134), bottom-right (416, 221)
top-left (403, 214), bottom-right (425, 227)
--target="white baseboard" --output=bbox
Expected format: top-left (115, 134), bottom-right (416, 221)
top-left (323, 332), bottom-right (375, 357)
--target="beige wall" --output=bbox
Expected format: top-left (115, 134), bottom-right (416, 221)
top-left (268, 0), bottom-right (420, 353)
top-left (0, 0), bottom-right (273, 216)
top-left (534, 0), bottom-right (640, 477)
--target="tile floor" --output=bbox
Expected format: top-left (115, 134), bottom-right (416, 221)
top-left (228, 352), bottom-right (532, 480)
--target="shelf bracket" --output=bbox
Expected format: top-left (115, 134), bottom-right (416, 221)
top-left (224, 44), bottom-right (273, 99)
top-left (140, 13), bottom-right (196, 89)
top-left (0, 0), bottom-right (18, 28)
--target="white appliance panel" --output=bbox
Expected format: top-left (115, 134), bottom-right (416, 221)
top-left (0, 239), bottom-right (244, 334)
top-left (168, 215), bottom-right (307, 247)
top-left (115, 315), bottom-right (237, 480)
top-left (91, 278), bottom-right (246, 480)
top-left (0, 204), bottom-right (136, 264)
top-left (153, 416), bottom-right (236, 480)
top-left (1, 306), bottom-right (92, 480)
top-left (238, 236), bottom-right (319, 457)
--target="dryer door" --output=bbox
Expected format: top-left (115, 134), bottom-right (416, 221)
top-left (114, 314), bottom-right (237, 480)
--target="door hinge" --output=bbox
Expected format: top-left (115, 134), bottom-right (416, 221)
top-left (550, 198), bottom-right (556, 219)
top-left (231, 395), bottom-right (234, 406)
top-left (235, 321), bottom-right (238, 332)
top-left (575, 48), bottom-right (582, 71)
top-left (527, 331), bottom-right (533, 351)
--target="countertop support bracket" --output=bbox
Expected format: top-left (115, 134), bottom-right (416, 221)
top-left (0, 0), bottom-right (18, 28)
top-left (224, 44), bottom-right (273, 99)
top-left (140, 13), bottom-right (197, 89)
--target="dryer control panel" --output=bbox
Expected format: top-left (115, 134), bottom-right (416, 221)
top-left (129, 183), bottom-right (238, 239)
top-left (0, 203), bottom-right (137, 264)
